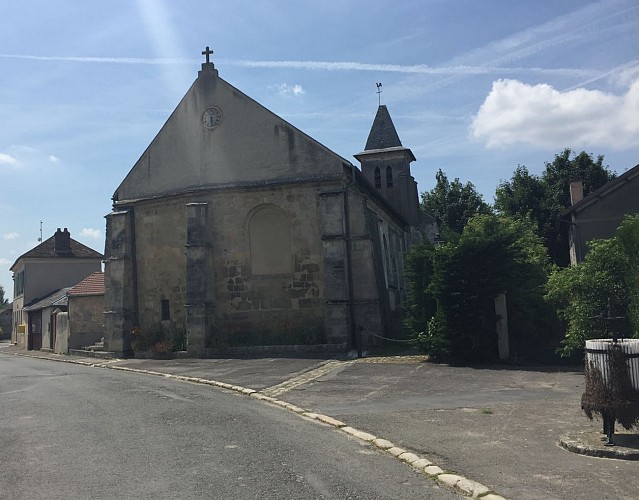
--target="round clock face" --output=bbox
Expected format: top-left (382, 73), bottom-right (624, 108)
top-left (202, 106), bottom-right (223, 129)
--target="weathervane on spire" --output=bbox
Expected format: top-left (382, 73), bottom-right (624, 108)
top-left (376, 82), bottom-right (383, 106)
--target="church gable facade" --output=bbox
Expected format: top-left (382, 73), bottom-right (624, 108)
top-left (104, 53), bottom-right (433, 357)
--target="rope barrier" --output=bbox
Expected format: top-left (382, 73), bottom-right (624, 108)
top-left (370, 333), bottom-right (413, 343)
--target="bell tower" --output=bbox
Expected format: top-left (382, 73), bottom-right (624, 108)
top-left (354, 105), bottom-right (420, 226)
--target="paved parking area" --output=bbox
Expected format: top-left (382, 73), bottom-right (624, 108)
top-left (282, 360), bottom-right (639, 500)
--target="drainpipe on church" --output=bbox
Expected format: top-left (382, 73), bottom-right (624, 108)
top-left (344, 166), bottom-right (362, 358)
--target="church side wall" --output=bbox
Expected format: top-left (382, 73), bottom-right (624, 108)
top-left (356, 192), bottom-right (409, 344)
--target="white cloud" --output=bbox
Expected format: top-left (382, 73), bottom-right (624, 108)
top-left (0, 54), bottom-right (595, 79)
top-left (471, 78), bottom-right (639, 150)
top-left (81, 228), bottom-right (102, 239)
top-left (239, 59), bottom-right (593, 78)
top-left (3, 233), bottom-right (19, 241)
top-left (0, 53), bottom-right (189, 65)
top-left (0, 146), bottom-right (64, 170)
top-left (0, 153), bottom-right (19, 166)
top-left (276, 83), bottom-right (305, 97)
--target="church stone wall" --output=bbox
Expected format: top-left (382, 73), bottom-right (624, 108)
top-left (209, 184), bottom-right (328, 348)
top-left (133, 198), bottom-right (188, 329)
top-left (129, 182), bottom-right (332, 349)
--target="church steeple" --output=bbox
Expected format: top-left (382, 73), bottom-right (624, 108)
top-left (355, 105), bottom-right (420, 226)
top-left (364, 105), bottom-right (403, 151)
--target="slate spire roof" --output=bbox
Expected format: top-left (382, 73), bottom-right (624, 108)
top-left (364, 105), bottom-right (403, 151)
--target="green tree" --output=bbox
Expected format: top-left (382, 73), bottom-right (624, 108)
top-left (422, 169), bottom-right (491, 236)
top-left (0, 285), bottom-right (8, 307)
top-left (495, 149), bottom-right (615, 267)
top-left (494, 165), bottom-right (546, 227)
top-left (408, 214), bottom-right (556, 364)
top-left (545, 238), bottom-right (632, 357)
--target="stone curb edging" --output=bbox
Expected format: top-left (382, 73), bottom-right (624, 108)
top-left (2, 350), bottom-right (506, 499)
top-left (559, 435), bottom-right (639, 460)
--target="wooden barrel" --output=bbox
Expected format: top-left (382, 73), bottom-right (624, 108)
top-left (585, 338), bottom-right (639, 390)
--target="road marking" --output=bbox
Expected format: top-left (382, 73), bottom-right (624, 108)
top-left (261, 360), bottom-right (348, 397)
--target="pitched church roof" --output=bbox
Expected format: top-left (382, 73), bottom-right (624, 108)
top-left (364, 105), bottom-right (403, 150)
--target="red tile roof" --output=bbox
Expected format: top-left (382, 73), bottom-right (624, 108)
top-left (68, 271), bottom-right (105, 296)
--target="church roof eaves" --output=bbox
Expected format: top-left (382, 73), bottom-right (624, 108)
top-left (354, 146), bottom-right (416, 163)
top-left (112, 173), bottom-right (347, 207)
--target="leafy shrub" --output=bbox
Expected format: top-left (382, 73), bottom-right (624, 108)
top-left (546, 215), bottom-right (639, 357)
top-left (131, 323), bottom-right (187, 354)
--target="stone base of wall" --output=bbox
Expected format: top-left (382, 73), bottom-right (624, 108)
top-left (205, 343), bottom-right (348, 357)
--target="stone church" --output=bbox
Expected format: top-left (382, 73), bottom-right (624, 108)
top-left (104, 50), bottom-right (436, 357)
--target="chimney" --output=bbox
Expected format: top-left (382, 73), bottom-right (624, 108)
top-left (54, 228), bottom-right (72, 255)
top-left (569, 178), bottom-right (584, 205)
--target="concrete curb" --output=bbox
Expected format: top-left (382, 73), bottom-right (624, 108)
top-left (2, 350), bottom-right (506, 499)
top-left (559, 434), bottom-right (639, 460)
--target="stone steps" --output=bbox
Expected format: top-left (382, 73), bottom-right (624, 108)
top-left (68, 348), bottom-right (119, 359)
top-left (69, 340), bottom-right (119, 359)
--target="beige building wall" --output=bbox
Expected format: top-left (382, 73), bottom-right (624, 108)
top-left (68, 295), bottom-right (105, 349)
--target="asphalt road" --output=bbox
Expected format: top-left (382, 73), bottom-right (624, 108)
top-left (0, 356), bottom-right (457, 500)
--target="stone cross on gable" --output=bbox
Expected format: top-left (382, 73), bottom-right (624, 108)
top-left (202, 46), bottom-right (213, 64)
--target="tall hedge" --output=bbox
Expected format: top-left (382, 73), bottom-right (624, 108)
top-left (406, 214), bottom-right (557, 364)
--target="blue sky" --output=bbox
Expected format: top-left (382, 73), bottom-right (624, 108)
top-left (1, 0), bottom-right (638, 300)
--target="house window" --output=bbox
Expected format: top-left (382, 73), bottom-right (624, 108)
top-left (374, 167), bottom-right (381, 189)
top-left (386, 166), bottom-right (393, 187)
top-left (14, 270), bottom-right (24, 297)
top-left (161, 299), bottom-right (170, 321)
